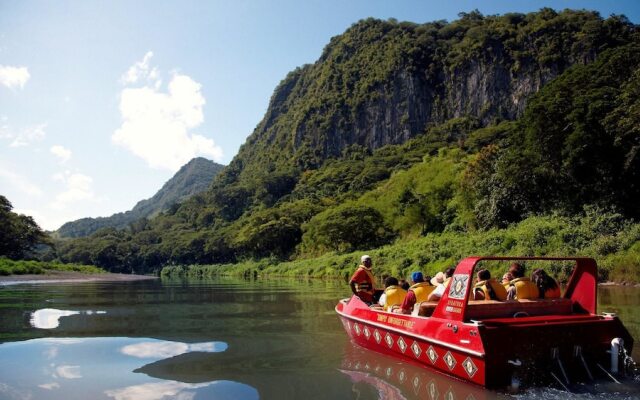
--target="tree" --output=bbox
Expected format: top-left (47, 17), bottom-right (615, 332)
top-left (0, 195), bottom-right (50, 259)
top-left (301, 203), bottom-right (394, 254)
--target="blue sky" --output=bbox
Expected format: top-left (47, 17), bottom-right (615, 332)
top-left (1, 1), bottom-right (639, 230)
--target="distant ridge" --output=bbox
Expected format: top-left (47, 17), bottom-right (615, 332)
top-left (57, 157), bottom-right (224, 238)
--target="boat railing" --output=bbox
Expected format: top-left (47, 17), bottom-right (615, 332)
top-left (416, 298), bottom-right (575, 320)
top-left (430, 256), bottom-right (598, 323)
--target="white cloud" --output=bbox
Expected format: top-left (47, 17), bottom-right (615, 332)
top-left (55, 365), bottom-right (82, 379)
top-left (0, 65), bottom-right (30, 89)
top-left (121, 51), bottom-right (159, 86)
top-left (113, 54), bottom-right (222, 171)
top-left (50, 145), bottom-right (72, 163)
top-left (50, 171), bottom-right (95, 210)
top-left (13, 207), bottom-right (66, 231)
top-left (3, 123), bottom-right (47, 147)
top-left (0, 165), bottom-right (43, 196)
top-left (38, 382), bottom-right (60, 390)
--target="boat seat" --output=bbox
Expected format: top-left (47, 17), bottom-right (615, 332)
top-left (415, 298), bottom-right (573, 319)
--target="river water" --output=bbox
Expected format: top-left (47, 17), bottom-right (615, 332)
top-left (0, 278), bottom-right (638, 400)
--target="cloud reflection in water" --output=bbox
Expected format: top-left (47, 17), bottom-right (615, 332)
top-left (30, 309), bottom-right (79, 329)
top-left (29, 308), bottom-right (106, 329)
top-left (105, 380), bottom-right (258, 400)
top-left (120, 340), bottom-right (228, 359)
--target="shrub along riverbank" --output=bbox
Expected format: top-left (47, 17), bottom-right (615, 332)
top-left (161, 211), bottom-right (640, 284)
top-left (0, 258), bottom-right (104, 276)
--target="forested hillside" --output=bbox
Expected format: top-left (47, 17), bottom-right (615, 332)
top-left (56, 158), bottom-right (224, 238)
top-left (53, 9), bottom-right (640, 278)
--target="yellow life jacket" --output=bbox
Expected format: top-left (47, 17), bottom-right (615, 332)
top-left (509, 277), bottom-right (539, 300)
top-left (353, 265), bottom-right (376, 295)
top-left (474, 278), bottom-right (507, 301)
top-left (409, 282), bottom-right (435, 303)
top-left (384, 285), bottom-right (408, 311)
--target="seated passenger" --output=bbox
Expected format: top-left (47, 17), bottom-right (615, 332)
top-left (505, 263), bottom-right (539, 300)
top-left (398, 272), bottom-right (434, 314)
top-left (427, 267), bottom-right (455, 302)
top-left (473, 269), bottom-right (507, 301)
top-left (532, 268), bottom-right (561, 299)
top-left (501, 272), bottom-right (514, 289)
top-left (399, 279), bottom-right (410, 290)
top-left (378, 277), bottom-right (408, 311)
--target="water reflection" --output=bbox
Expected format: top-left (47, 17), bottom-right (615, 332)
top-left (29, 308), bottom-right (106, 329)
top-left (121, 340), bottom-right (227, 359)
top-left (340, 344), bottom-right (505, 400)
top-left (30, 309), bottom-right (80, 329)
top-left (1, 278), bottom-right (638, 399)
top-left (104, 380), bottom-right (258, 400)
top-left (0, 337), bottom-right (242, 400)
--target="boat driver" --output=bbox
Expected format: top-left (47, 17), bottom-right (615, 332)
top-left (349, 255), bottom-right (378, 304)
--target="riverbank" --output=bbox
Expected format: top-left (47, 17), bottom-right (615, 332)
top-left (161, 214), bottom-right (640, 284)
top-left (0, 270), bottom-right (158, 285)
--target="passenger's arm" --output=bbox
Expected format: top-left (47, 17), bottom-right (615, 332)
top-left (506, 286), bottom-right (516, 301)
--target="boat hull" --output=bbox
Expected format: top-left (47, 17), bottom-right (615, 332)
top-left (337, 296), bottom-right (633, 388)
top-left (336, 298), bottom-right (487, 385)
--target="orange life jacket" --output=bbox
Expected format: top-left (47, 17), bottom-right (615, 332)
top-left (353, 265), bottom-right (376, 296)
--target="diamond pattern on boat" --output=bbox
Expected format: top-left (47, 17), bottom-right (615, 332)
top-left (462, 357), bottom-right (478, 378)
top-left (384, 332), bottom-right (394, 348)
top-left (444, 351), bottom-right (456, 370)
top-left (363, 326), bottom-right (371, 339)
top-left (354, 323), bottom-right (361, 336)
top-left (411, 341), bottom-right (422, 358)
top-left (373, 329), bottom-right (382, 344)
top-left (427, 345), bottom-right (438, 364)
top-left (397, 336), bottom-right (407, 353)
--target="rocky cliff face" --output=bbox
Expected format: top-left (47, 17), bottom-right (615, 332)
top-left (217, 10), bottom-right (633, 186)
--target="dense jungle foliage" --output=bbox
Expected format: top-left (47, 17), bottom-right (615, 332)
top-left (6, 9), bottom-right (639, 281)
top-left (0, 258), bottom-right (102, 276)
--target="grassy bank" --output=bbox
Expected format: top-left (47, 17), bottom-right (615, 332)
top-left (0, 257), bottom-right (104, 276)
top-left (161, 212), bottom-right (640, 284)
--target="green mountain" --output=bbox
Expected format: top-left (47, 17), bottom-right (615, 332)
top-left (56, 157), bottom-right (224, 238)
top-left (55, 9), bottom-right (640, 276)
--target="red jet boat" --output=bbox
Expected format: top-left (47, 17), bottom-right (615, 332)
top-left (336, 257), bottom-right (635, 388)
